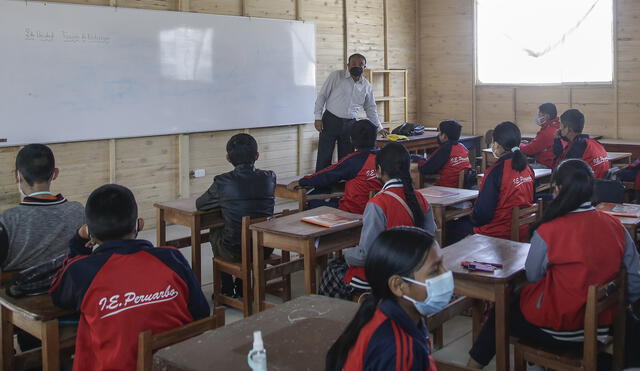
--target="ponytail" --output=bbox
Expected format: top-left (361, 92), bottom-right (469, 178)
top-left (493, 121), bottom-right (528, 172)
top-left (326, 228), bottom-right (434, 371)
top-left (376, 143), bottom-right (425, 227)
top-left (325, 295), bottom-right (378, 371)
top-left (530, 159), bottom-right (593, 233)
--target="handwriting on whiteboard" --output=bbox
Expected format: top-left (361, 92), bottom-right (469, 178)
top-left (24, 28), bottom-right (111, 44)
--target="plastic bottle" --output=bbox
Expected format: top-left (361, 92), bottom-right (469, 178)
top-left (247, 330), bottom-right (267, 371)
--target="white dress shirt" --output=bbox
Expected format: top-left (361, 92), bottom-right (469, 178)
top-left (314, 70), bottom-right (382, 130)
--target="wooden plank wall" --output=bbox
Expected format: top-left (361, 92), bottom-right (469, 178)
top-left (0, 0), bottom-right (418, 226)
top-left (419, 0), bottom-right (640, 141)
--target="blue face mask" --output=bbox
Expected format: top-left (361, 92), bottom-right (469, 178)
top-left (402, 271), bottom-right (454, 316)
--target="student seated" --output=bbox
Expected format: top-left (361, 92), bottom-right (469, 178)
top-left (467, 159), bottom-right (640, 368)
top-left (50, 184), bottom-right (209, 371)
top-left (326, 227), bottom-right (451, 371)
top-left (519, 102), bottom-right (562, 169)
top-left (319, 142), bottom-right (436, 299)
top-left (414, 120), bottom-right (472, 188)
top-left (0, 143), bottom-right (84, 272)
top-left (553, 109), bottom-right (609, 178)
top-left (287, 119), bottom-right (382, 214)
top-left (196, 133), bottom-right (275, 298)
top-left (455, 122), bottom-right (534, 242)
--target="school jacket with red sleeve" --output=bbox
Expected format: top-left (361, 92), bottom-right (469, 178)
top-left (519, 117), bottom-right (561, 168)
top-left (343, 299), bottom-right (437, 371)
top-left (520, 206), bottom-right (638, 334)
top-left (50, 235), bottom-right (210, 371)
top-left (472, 153), bottom-right (534, 240)
top-left (553, 134), bottom-right (610, 178)
top-left (343, 179), bottom-right (437, 289)
top-left (418, 141), bottom-right (472, 188)
top-left (299, 148), bottom-right (382, 214)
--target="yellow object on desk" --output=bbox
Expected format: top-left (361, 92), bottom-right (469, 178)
top-left (386, 133), bottom-right (409, 141)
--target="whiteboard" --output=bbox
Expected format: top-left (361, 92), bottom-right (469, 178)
top-left (0, 1), bottom-right (316, 147)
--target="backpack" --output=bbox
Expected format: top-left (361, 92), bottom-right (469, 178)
top-left (391, 123), bottom-right (425, 137)
top-left (6, 254), bottom-right (66, 298)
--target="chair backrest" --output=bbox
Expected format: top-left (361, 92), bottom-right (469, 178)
top-left (592, 179), bottom-right (625, 205)
top-left (510, 202), bottom-right (541, 242)
top-left (137, 306), bottom-right (225, 371)
top-left (583, 270), bottom-right (626, 371)
top-left (240, 209), bottom-right (296, 268)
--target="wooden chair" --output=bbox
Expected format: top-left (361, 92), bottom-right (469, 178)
top-left (137, 307), bottom-right (225, 371)
top-left (427, 296), bottom-right (474, 350)
top-left (513, 270), bottom-right (627, 371)
top-left (212, 210), bottom-right (295, 317)
top-left (510, 202), bottom-right (542, 242)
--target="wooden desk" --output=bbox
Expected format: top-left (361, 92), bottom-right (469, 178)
top-left (251, 206), bottom-right (362, 312)
top-left (442, 234), bottom-right (530, 371)
top-left (600, 139), bottom-right (640, 160)
top-left (153, 295), bottom-right (357, 371)
top-left (417, 186), bottom-right (479, 246)
top-left (594, 203), bottom-right (640, 240)
top-left (482, 149), bottom-right (632, 172)
top-left (607, 151), bottom-right (632, 169)
top-left (154, 196), bottom-right (224, 282)
top-left (0, 291), bottom-right (75, 371)
top-left (376, 132), bottom-right (439, 155)
top-left (276, 175), bottom-right (345, 211)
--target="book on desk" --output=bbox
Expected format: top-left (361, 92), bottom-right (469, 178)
top-left (596, 202), bottom-right (640, 218)
top-left (420, 188), bottom-right (458, 198)
top-left (301, 213), bottom-right (360, 228)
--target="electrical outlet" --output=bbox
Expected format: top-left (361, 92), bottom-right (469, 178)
top-left (191, 168), bottom-right (206, 178)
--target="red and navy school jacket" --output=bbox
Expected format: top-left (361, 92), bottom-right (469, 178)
top-left (520, 207), bottom-right (626, 332)
top-left (519, 117), bottom-right (561, 168)
top-left (472, 153), bottom-right (534, 240)
top-left (343, 299), bottom-right (437, 371)
top-left (553, 134), bottom-right (610, 178)
top-left (299, 149), bottom-right (382, 214)
top-left (50, 235), bottom-right (210, 371)
top-left (418, 140), bottom-right (472, 188)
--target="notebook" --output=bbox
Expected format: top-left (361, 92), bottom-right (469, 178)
top-left (420, 188), bottom-right (457, 198)
top-left (596, 202), bottom-right (640, 218)
top-left (301, 213), bottom-right (360, 228)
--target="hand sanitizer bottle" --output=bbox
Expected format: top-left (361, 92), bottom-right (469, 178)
top-left (247, 330), bottom-right (267, 371)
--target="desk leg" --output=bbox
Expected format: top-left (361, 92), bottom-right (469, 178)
top-left (156, 208), bottom-right (166, 246)
top-left (494, 283), bottom-right (510, 371)
top-left (303, 240), bottom-right (317, 295)
top-left (190, 217), bottom-right (202, 283)
top-left (41, 320), bottom-right (59, 371)
top-left (0, 306), bottom-right (14, 371)
top-left (252, 231), bottom-right (266, 313)
top-left (434, 205), bottom-right (446, 247)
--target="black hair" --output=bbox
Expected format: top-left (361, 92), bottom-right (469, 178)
top-left (326, 227), bottom-right (434, 371)
top-left (15, 144), bottom-right (55, 186)
top-left (350, 120), bottom-right (377, 149)
top-left (375, 143), bottom-right (425, 227)
top-left (538, 103), bottom-right (557, 119)
top-left (438, 120), bottom-right (462, 141)
top-left (560, 109), bottom-right (585, 134)
top-left (530, 159), bottom-right (593, 233)
top-left (348, 53), bottom-right (367, 65)
top-left (493, 121), bottom-right (528, 172)
top-left (85, 184), bottom-right (138, 241)
top-left (226, 133), bottom-right (258, 166)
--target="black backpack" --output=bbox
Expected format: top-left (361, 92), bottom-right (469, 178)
top-left (391, 123), bottom-right (425, 137)
top-left (5, 254), bottom-right (66, 298)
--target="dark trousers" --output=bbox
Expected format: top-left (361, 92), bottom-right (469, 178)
top-left (316, 110), bottom-right (356, 172)
top-left (469, 301), bottom-right (580, 366)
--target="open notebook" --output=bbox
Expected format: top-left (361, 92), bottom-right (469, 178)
top-left (596, 202), bottom-right (640, 218)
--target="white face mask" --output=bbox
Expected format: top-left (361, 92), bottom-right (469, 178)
top-left (490, 143), bottom-right (501, 159)
top-left (16, 173), bottom-right (27, 199)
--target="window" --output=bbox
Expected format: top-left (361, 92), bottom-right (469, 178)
top-left (476, 0), bottom-right (613, 84)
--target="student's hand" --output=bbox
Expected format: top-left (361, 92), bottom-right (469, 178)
top-left (378, 128), bottom-right (390, 137)
top-left (286, 181), bottom-right (300, 191)
top-left (554, 129), bottom-right (562, 139)
top-left (78, 224), bottom-right (98, 249)
top-left (314, 120), bottom-right (323, 132)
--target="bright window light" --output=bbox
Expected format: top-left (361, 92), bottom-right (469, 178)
top-left (476, 0), bottom-right (613, 84)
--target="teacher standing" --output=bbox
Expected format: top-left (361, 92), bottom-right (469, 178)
top-left (313, 53), bottom-right (389, 171)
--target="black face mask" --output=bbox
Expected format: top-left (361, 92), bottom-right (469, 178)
top-left (349, 66), bottom-right (364, 77)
